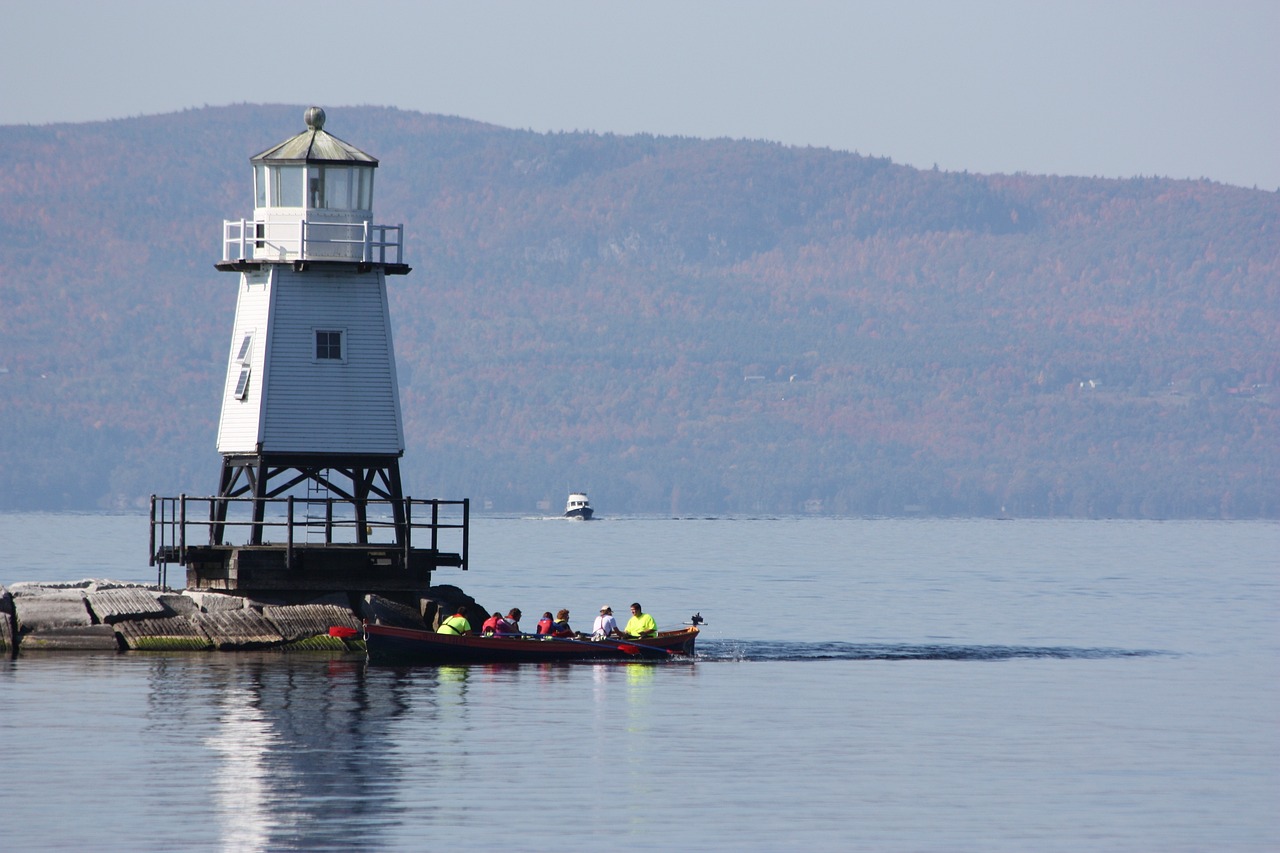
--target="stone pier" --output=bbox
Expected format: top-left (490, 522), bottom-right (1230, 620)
top-left (0, 580), bottom-right (485, 655)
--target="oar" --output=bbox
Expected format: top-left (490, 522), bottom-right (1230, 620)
top-left (613, 638), bottom-right (674, 657)
top-left (545, 635), bottom-right (658, 657)
top-left (550, 635), bottom-right (626, 650)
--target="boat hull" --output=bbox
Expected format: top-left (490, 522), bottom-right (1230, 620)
top-left (564, 507), bottom-right (594, 520)
top-left (365, 623), bottom-right (697, 665)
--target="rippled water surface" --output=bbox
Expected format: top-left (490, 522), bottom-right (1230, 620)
top-left (1, 516), bottom-right (1277, 851)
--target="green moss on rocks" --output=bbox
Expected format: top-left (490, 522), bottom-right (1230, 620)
top-left (283, 634), bottom-right (349, 651)
top-left (127, 635), bottom-right (214, 651)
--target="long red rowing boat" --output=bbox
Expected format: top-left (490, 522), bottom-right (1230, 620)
top-left (361, 622), bottom-right (699, 665)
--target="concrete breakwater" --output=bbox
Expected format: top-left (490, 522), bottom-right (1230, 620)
top-left (0, 580), bottom-right (482, 656)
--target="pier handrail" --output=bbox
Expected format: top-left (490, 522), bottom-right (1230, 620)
top-left (149, 494), bottom-right (468, 584)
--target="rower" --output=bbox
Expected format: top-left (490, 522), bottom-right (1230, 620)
top-left (624, 602), bottom-right (657, 638)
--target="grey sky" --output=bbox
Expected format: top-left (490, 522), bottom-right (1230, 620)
top-left (3, 0), bottom-right (1276, 189)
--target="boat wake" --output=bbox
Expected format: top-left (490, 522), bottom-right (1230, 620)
top-left (694, 640), bottom-right (1168, 663)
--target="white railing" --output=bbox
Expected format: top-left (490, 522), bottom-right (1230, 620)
top-left (222, 219), bottom-right (405, 265)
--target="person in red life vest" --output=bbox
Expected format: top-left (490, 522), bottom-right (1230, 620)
top-left (536, 611), bottom-right (555, 635)
top-left (495, 608), bottom-right (522, 634)
top-left (480, 612), bottom-right (504, 636)
top-left (550, 608), bottom-right (574, 637)
top-left (437, 604), bottom-right (472, 636)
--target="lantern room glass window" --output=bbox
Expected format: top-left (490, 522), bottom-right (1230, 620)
top-left (254, 164), bottom-right (371, 210)
top-left (308, 168), bottom-right (324, 209)
top-left (306, 166), bottom-right (374, 211)
top-left (270, 166), bottom-right (304, 207)
top-left (355, 167), bottom-right (373, 209)
top-left (254, 165), bottom-right (267, 208)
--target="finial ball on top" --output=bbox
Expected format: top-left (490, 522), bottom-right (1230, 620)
top-left (304, 106), bottom-right (326, 131)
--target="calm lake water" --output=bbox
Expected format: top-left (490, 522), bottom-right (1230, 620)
top-left (1, 514), bottom-right (1277, 851)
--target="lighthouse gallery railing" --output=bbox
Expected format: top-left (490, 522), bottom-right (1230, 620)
top-left (221, 219), bottom-right (405, 265)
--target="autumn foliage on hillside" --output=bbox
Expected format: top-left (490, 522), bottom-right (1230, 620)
top-left (0, 105), bottom-right (1276, 516)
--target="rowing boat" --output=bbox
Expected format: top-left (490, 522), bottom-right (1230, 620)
top-left (363, 622), bottom-right (699, 665)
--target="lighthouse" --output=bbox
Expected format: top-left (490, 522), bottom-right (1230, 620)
top-left (153, 108), bottom-right (466, 600)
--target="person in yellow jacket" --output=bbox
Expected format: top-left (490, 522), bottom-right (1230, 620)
top-left (437, 604), bottom-right (472, 635)
top-left (623, 602), bottom-right (657, 638)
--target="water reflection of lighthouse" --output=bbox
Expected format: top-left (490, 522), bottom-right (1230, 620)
top-left (146, 657), bottom-right (421, 850)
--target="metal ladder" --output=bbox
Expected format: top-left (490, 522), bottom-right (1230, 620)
top-left (305, 473), bottom-right (331, 543)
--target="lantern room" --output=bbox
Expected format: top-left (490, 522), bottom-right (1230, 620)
top-left (220, 106), bottom-right (403, 267)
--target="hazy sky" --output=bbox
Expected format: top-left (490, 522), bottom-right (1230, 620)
top-left (3, 0), bottom-right (1276, 189)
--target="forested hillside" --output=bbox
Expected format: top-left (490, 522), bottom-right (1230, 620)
top-left (0, 105), bottom-right (1276, 517)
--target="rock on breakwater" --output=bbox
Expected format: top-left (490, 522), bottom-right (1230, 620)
top-left (1, 579), bottom-right (488, 655)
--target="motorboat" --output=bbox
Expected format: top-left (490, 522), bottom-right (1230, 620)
top-left (564, 492), bottom-right (593, 520)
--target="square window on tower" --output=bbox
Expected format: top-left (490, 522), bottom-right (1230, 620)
top-left (315, 329), bottom-right (344, 361)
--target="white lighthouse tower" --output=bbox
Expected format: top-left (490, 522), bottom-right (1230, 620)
top-left (158, 107), bottom-right (466, 599)
top-left (214, 106), bottom-right (404, 524)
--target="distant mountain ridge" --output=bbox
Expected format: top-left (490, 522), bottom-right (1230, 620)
top-left (0, 104), bottom-right (1276, 517)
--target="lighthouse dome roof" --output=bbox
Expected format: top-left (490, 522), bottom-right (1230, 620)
top-left (250, 107), bottom-right (378, 167)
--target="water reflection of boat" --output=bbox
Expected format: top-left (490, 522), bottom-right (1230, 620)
top-left (564, 492), bottom-right (593, 520)
top-left (364, 623), bottom-right (698, 664)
